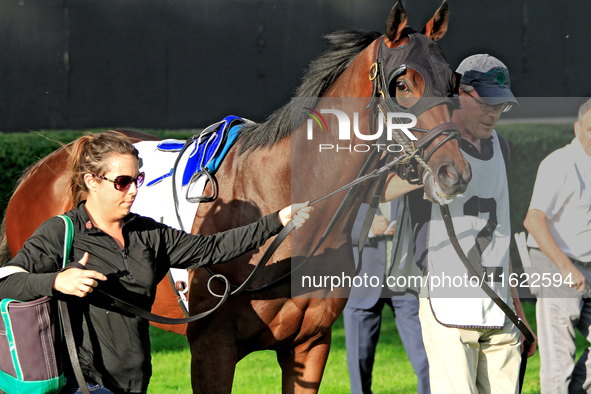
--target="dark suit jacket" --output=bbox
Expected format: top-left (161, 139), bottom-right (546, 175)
top-left (348, 200), bottom-right (399, 308)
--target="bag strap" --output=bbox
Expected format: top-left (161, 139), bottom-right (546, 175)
top-left (58, 215), bottom-right (73, 270)
top-left (56, 215), bottom-right (91, 394)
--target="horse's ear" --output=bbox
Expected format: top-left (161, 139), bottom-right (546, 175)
top-left (384, 1), bottom-right (408, 45)
top-left (421, 0), bottom-right (450, 41)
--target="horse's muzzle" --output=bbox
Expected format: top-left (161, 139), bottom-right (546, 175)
top-left (436, 161), bottom-right (472, 197)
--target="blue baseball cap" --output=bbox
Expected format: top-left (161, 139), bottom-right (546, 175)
top-left (456, 54), bottom-right (518, 106)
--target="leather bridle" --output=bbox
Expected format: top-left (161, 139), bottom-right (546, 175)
top-left (367, 33), bottom-right (461, 184)
top-left (200, 32), bottom-right (466, 295)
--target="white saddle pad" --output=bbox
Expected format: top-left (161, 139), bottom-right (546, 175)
top-left (132, 140), bottom-right (209, 312)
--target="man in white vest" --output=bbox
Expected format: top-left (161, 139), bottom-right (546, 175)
top-left (408, 54), bottom-right (536, 393)
top-left (523, 98), bottom-right (591, 393)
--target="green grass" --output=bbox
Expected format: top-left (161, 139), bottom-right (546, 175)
top-left (148, 300), bottom-right (589, 393)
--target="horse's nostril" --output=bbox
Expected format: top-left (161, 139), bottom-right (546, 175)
top-left (438, 164), bottom-right (458, 184)
top-left (436, 164), bottom-right (471, 195)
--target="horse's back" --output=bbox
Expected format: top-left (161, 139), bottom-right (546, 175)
top-left (6, 145), bottom-right (72, 254)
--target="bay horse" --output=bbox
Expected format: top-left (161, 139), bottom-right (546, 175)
top-left (0, 2), bottom-right (471, 393)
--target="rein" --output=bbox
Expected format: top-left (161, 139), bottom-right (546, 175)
top-left (439, 204), bottom-right (535, 345)
top-left (63, 260), bottom-right (232, 325)
top-left (205, 149), bottom-right (407, 295)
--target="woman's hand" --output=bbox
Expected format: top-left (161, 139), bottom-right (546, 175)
top-left (53, 252), bottom-right (107, 297)
top-left (278, 202), bottom-right (313, 228)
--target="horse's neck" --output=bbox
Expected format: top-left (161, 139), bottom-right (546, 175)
top-left (290, 41), bottom-right (378, 245)
top-left (324, 43), bottom-right (375, 98)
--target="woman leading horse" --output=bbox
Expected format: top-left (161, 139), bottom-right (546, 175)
top-left (0, 131), bottom-right (311, 393)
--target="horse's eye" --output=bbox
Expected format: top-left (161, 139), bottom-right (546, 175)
top-left (395, 81), bottom-right (410, 92)
top-left (388, 79), bottom-right (411, 98)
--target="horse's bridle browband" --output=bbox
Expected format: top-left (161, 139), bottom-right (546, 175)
top-left (367, 33), bottom-right (461, 184)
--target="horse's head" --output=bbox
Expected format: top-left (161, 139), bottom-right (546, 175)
top-left (371, 0), bottom-right (472, 203)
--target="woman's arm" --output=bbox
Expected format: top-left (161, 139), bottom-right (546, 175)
top-left (0, 217), bottom-right (66, 300)
top-left (0, 217), bottom-right (107, 300)
top-left (166, 203), bottom-right (312, 269)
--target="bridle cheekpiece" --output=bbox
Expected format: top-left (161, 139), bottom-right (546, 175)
top-left (367, 29), bottom-right (461, 184)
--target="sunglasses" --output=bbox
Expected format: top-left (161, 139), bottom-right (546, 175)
top-left (92, 172), bottom-right (145, 191)
top-left (465, 91), bottom-right (513, 113)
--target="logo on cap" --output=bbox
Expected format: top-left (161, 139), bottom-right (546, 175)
top-left (485, 70), bottom-right (507, 86)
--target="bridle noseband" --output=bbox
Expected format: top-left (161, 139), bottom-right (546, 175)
top-left (367, 32), bottom-right (461, 184)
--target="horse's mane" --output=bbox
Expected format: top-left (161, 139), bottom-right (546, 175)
top-left (237, 29), bottom-right (381, 154)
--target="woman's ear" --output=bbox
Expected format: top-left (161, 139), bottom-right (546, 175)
top-left (84, 173), bottom-right (97, 192)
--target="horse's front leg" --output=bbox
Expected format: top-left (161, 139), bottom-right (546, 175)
top-left (189, 333), bottom-right (238, 394)
top-left (276, 331), bottom-right (332, 394)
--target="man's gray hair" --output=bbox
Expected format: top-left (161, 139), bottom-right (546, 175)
top-left (459, 83), bottom-right (475, 94)
top-left (578, 98), bottom-right (591, 122)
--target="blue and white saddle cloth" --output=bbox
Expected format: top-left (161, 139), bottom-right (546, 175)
top-left (132, 115), bottom-right (246, 230)
top-left (131, 115), bottom-right (248, 310)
